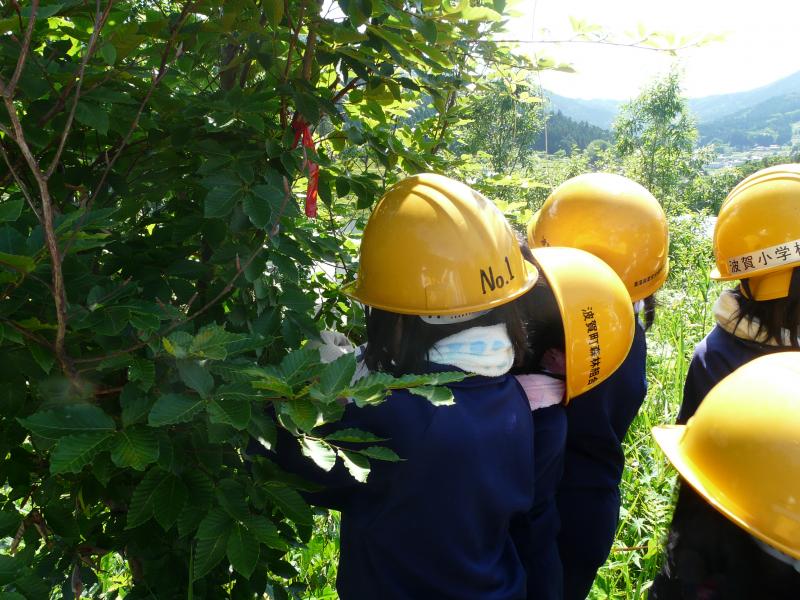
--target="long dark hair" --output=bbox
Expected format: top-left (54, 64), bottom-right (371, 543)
top-left (641, 294), bottom-right (657, 331)
top-left (731, 274), bottom-right (800, 347)
top-left (362, 303), bottom-right (529, 377)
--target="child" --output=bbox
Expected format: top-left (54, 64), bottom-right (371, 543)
top-left (650, 352), bottom-right (800, 599)
top-left (650, 164), bottom-right (800, 598)
top-left (259, 173), bottom-right (539, 599)
top-left (529, 173), bottom-right (669, 599)
top-left (512, 245), bottom-right (636, 600)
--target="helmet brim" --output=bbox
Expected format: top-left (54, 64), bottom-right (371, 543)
top-left (653, 425), bottom-right (800, 561)
top-left (342, 260), bottom-right (539, 316)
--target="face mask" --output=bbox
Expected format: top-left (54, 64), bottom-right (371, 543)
top-left (753, 537), bottom-right (800, 574)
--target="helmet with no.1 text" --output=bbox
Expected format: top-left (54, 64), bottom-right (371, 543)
top-left (344, 173), bottom-right (539, 316)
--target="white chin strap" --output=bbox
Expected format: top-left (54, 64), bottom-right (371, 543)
top-left (420, 309), bottom-right (491, 325)
top-left (753, 537), bottom-right (800, 573)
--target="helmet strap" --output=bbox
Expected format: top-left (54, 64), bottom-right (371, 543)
top-left (789, 267), bottom-right (800, 299)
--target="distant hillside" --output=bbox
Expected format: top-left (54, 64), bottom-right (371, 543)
top-left (535, 111), bottom-right (611, 154)
top-left (699, 92), bottom-right (800, 148)
top-left (688, 71), bottom-right (800, 122)
top-left (545, 70), bottom-right (800, 132)
top-left (544, 92), bottom-right (620, 129)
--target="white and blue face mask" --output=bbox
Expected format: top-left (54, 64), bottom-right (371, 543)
top-left (754, 537), bottom-right (800, 574)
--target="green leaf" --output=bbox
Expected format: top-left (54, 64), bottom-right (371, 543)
top-left (227, 521), bottom-right (260, 578)
top-left (279, 346), bottom-right (320, 384)
top-left (178, 360), bottom-right (215, 398)
top-left (0, 508), bottom-right (21, 537)
top-left (127, 468), bottom-right (187, 530)
top-left (196, 507), bottom-right (233, 539)
top-left (242, 193), bottom-right (269, 228)
top-left (0, 251), bottom-right (35, 273)
top-left (190, 324), bottom-right (246, 360)
top-left (0, 199), bottom-right (23, 223)
top-left (358, 445), bottom-right (401, 462)
top-left (339, 449), bottom-right (371, 483)
top-left (50, 432), bottom-right (113, 474)
top-left (284, 400), bottom-right (319, 432)
top-left (407, 385), bottom-right (456, 406)
top-left (18, 404), bottom-right (114, 440)
top-left (163, 330), bottom-right (193, 358)
top-left (148, 393), bottom-right (204, 426)
top-left (261, 482), bottom-right (313, 526)
top-left (0, 554), bottom-right (23, 586)
top-left (324, 428), bottom-right (386, 443)
top-left (21, 3), bottom-right (63, 18)
top-left (110, 426), bottom-right (159, 470)
top-left (128, 359), bottom-right (155, 391)
top-left (121, 384), bottom-right (153, 427)
top-left (247, 412), bottom-right (277, 451)
top-left (74, 101), bottom-right (109, 136)
top-left (243, 514), bottom-right (287, 550)
top-left (204, 186), bottom-right (239, 218)
top-left (316, 353), bottom-right (356, 398)
top-left (28, 344), bottom-right (54, 374)
top-left (300, 437), bottom-right (336, 471)
top-left (208, 397), bottom-right (251, 430)
top-left (216, 479), bottom-right (250, 521)
top-left (252, 371), bottom-right (293, 398)
top-left (264, 0), bottom-right (284, 26)
top-left (99, 42), bottom-right (116, 65)
top-left (193, 533), bottom-right (229, 580)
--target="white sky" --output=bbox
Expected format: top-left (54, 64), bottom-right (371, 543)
top-left (501, 0), bottom-right (800, 100)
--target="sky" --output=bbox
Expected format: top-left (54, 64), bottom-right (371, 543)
top-left (501, 0), bottom-right (800, 100)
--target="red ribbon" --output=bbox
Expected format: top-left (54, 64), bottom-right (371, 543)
top-left (291, 114), bottom-right (318, 218)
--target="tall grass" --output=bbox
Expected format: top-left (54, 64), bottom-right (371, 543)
top-left (591, 212), bottom-right (721, 598)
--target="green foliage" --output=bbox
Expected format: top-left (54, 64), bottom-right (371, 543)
top-left (533, 111), bottom-right (611, 155)
top-left (0, 0), bottom-right (508, 596)
top-left (613, 70), bottom-right (712, 213)
top-left (699, 92), bottom-right (800, 148)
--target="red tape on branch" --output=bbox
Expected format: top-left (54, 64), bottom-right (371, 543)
top-left (291, 114), bottom-right (319, 218)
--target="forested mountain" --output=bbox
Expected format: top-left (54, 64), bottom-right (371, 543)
top-left (698, 93), bottom-right (800, 147)
top-left (688, 71), bottom-right (800, 122)
top-left (545, 92), bottom-right (620, 128)
top-left (534, 111), bottom-right (611, 153)
top-left (546, 70), bottom-right (800, 150)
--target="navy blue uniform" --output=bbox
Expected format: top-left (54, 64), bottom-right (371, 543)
top-left (557, 322), bottom-right (648, 600)
top-left (677, 324), bottom-right (787, 424)
top-left (259, 368), bottom-right (536, 600)
top-left (511, 403), bottom-right (568, 600)
top-left (650, 323), bottom-right (797, 598)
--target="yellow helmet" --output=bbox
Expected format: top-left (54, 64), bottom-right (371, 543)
top-left (344, 173), bottom-right (538, 315)
top-left (531, 247), bottom-right (635, 401)
top-left (653, 352), bottom-right (800, 561)
top-left (711, 164), bottom-right (800, 300)
top-left (529, 173), bottom-right (669, 302)
top-left (526, 209), bottom-right (541, 244)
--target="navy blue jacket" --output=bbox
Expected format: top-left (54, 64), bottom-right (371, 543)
top-left (263, 368), bottom-right (536, 600)
top-left (557, 322), bottom-right (648, 600)
top-left (650, 324), bottom-right (798, 598)
top-left (511, 403), bottom-right (567, 600)
top-left (677, 324), bottom-right (788, 424)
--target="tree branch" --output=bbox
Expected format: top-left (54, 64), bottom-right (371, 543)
top-left (3, 0), bottom-right (38, 97)
top-left (73, 177), bottom-right (295, 366)
top-left (45, 0), bottom-right (113, 179)
top-left (0, 139), bottom-right (41, 221)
